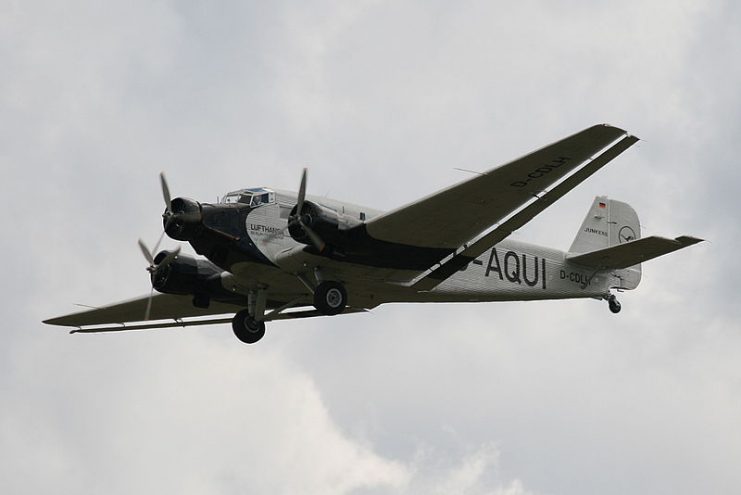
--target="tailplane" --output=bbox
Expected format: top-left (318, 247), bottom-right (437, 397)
top-left (567, 196), bottom-right (702, 290)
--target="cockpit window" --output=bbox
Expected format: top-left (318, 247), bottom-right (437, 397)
top-left (221, 188), bottom-right (275, 206)
top-left (222, 193), bottom-right (242, 204)
top-left (250, 193), bottom-right (270, 207)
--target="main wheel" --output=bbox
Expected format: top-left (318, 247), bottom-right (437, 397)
top-left (232, 309), bottom-right (266, 344)
top-left (313, 281), bottom-right (347, 316)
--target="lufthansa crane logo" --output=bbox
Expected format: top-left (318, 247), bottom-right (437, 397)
top-left (618, 226), bottom-right (637, 244)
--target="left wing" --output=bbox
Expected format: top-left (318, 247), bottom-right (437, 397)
top-left (44, 293), bottom-right (246, 329)
top-left (366, 124), bottom-right (633, 249)
top-left (44, 292), bottom-right (369, 333)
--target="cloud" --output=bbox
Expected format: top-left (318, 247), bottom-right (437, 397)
top-left (0, 333), bottom-right (409, 494)
top-left (1, 330), bottom-right (543, 495)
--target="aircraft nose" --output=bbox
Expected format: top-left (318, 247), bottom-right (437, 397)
top-left (164, 197), bottom-right (202, 241)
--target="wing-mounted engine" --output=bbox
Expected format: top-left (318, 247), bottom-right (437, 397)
top-left (287, 200), bottom-right (360, 249)
top-left (149, 250), bottom-right (238, 307)
top-left (282, 169), bottom-right (366, 254)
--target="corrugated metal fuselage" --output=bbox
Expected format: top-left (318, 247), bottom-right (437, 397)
top-left (209, 194), bottom-right (621, 309)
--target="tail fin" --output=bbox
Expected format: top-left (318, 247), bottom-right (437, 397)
top-left (569, 196), bottom-right (642, 289)
top-left (568, 196), bottom-right (703, 290)
top-left (570, 196), bottom-right (641, 253)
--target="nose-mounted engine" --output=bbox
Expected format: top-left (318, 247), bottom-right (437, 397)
top-left (163, 197), bottom-right (202, 241)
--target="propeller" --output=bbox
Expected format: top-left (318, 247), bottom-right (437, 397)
top-left (265, 168), bottom-right (326, 251)
top-left (160, 172), bottom-right (176, 231)
top-left (138, 239), bottom-right (181, 321)
top-left (137, 173), bottom-right (182, 321)
top-left (294, 168), bottom-right (326, 252)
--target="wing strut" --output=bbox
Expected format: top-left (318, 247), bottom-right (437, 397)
top-left (412, 133), bottom-right (640, 290)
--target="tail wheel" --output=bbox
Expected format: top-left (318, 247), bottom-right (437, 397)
top-left (607, 294), bottom-right (622, 314)
top-left (313, 281), bottom-right (347, 316)
top-left (232, 309), bottom-right (266, 344)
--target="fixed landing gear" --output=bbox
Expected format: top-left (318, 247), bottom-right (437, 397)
top-left (230, 278), bottom-right (347, 343)
top-left (607, 294), bottom-right (622, 314)
top-left (313, 281), bottom-right (347, 316)
top-left (232, 309), bottom-right (265, 344)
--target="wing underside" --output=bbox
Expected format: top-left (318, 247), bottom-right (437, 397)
top-left (366, 124), bottom-right (632, 250)
top-left (44, 293), bottom-right (246, 328)
top-left (45, 292), bottom-right (370, 333)
top-left (410, 131), bottom-right (639, 289)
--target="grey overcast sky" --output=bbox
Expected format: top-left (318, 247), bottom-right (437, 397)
top-left (2, 1), bottom-right (740, 494)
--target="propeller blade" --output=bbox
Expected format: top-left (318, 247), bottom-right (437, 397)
top-left (296, 167), bottom-right (307, 215)
top-left (138, 239), bottom-right (155, 266)
top-left (144, 286), bottom-right (154, 321)
top-left (152, 229), bottom-right (167, 255)
top-left (299, 218), bottom-right (325, 252)
top-left (160, 172), bottom-right (172, 213)
top-left (142, 172), bottom-right (180, 321)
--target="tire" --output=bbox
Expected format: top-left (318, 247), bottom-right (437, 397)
top-left (232, 309), bottom-right (266, 344)
top-left (608, 297), bottom-right (622, 314)
top-left (313, 281), bottom-right (347, 316)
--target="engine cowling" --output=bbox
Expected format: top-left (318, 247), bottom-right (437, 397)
top-left (151, 251), bottom-right (231, 302)
top-left (164, 197), bottom-right (203, 241)
top-left (287, 201), bottom-right (359, 248)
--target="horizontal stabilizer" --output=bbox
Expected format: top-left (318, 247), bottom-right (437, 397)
top-left (566, 235), bottom-right (703, 269)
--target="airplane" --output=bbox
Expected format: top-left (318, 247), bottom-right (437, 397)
top-left (44, 124), bottom-right (703, 344)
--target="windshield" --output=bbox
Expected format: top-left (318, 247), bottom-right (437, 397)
top-left (221, 188), bottom-right (275, 207)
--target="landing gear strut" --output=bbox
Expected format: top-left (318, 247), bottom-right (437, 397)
top-left (607, 294), bottom-right (621, 314)
top-left (313, 281), bottom-right (347, 315)
top-left (232, 309), bottom-right (265, 344)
